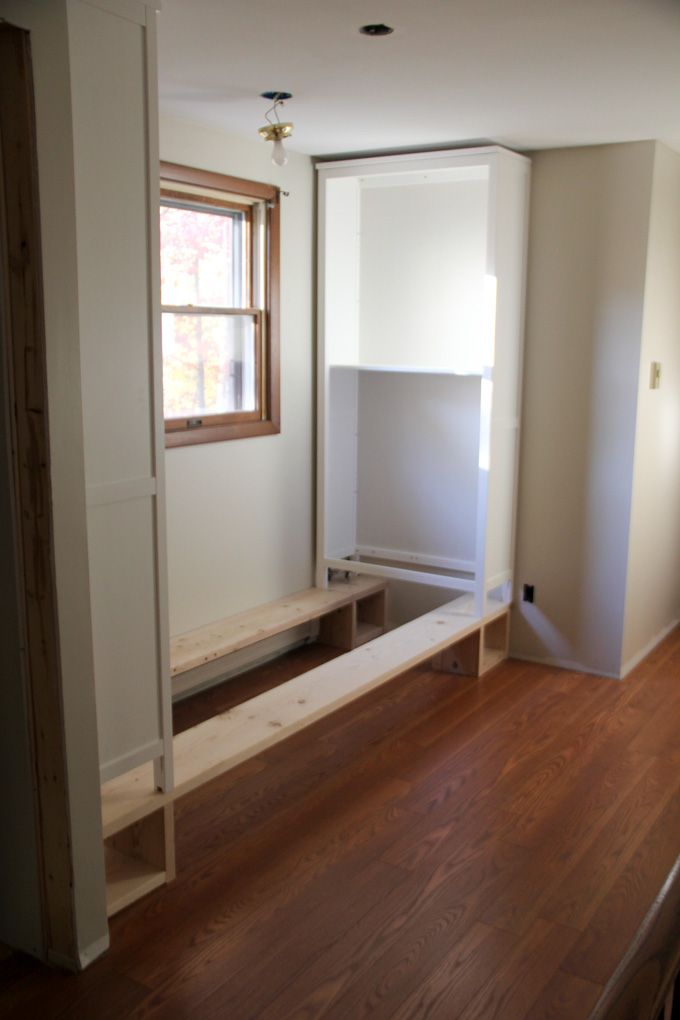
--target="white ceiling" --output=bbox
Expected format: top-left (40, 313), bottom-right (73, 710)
top-left (157, 0), bottom-right (680, 157)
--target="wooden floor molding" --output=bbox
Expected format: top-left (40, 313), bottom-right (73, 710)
top-left (2, 627), bottom-right (680, 1018)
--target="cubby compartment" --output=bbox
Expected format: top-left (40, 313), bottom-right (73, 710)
top-left (481, 613), bottom-right (510, 674)
top-left (104, 805), bottom-right (175, 917)
top-left (432, 629), bottom-right (481, 676)
top-left (355, 589), bottom-right (387, 646)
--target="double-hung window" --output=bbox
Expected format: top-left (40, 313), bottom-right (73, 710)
top-left (160, 162), bottom-right (280, 446)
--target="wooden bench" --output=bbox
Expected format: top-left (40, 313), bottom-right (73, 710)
top-left (170, 575), bottom-right (388, 680)
top-left (101, 592), bottom-right (509, 916)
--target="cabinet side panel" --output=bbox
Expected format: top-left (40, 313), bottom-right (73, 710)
top-left (485, 156), bottom-right (530, 584)
top-left (88, 499), bottom-right (161, 773)
top-left (325, 368), bottom-right (359, 558)
top-left (69, 2), bottom-right (162, 777)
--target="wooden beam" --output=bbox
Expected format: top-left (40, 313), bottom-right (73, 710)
top-left (0, 22), bottom-right (75, 963)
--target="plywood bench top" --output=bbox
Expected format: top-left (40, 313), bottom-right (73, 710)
top-left (170, 576), bottom-right (387, 677)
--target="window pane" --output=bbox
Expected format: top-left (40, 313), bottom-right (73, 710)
top-left (160, 203), bottom-right (246, 307)
top-left (162, 313), bottom-right (257, 418)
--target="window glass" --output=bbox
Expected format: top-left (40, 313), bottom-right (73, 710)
top-left (162, 312), bottom-right (257, 418)
top-left (160, 203), bottom-right (246, 308)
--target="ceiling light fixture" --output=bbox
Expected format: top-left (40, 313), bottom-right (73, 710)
top-left (258, 91), bottom-right (293, 166)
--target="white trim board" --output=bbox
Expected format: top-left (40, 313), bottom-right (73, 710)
top-left (619, 616), bottom-right (680, 679)
top-left (508, 651), bottom-right (620, 681)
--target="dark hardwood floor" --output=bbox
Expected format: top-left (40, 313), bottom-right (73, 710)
top-left (1, 629), bottom-right (679, 1019)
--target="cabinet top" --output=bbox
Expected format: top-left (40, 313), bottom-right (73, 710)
top-left (315, 144), bottom-right (530, 174)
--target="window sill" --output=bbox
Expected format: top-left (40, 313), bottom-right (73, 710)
top-left (165, 419), bottom-right (280, 448)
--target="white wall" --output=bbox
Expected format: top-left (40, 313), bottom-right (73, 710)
top-left (356, 372), bottom-right (480, 566)
top-left (512, 142), bottom-right (656, 677)
top-left (0, 0), bottom-right (108, 967)
top-left (160, 116), bottom-right (314, 637)
top-left (622, 143), bottom-right (680, 671)
top-left (359, 176), bottom-right (488, 372)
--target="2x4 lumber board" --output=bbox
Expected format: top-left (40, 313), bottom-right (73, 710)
top-left (101, 761), bottom-right (168, 838)
top-left (170, 576), bottom-right (386, 677)
top-left (170, 598), bottom-right (508, 800)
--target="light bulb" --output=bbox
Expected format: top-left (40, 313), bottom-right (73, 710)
top-left (271, 137), bottom-right (288, 166)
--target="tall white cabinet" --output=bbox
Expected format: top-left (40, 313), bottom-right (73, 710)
top-left (316, 147), bottom-right (530, 614)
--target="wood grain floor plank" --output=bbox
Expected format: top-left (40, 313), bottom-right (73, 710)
top-left (1, 630), bottom-right (679, 1020)
top-left (542, 753), bottom-right (680, 930)
top-left (389, 922), bottom-right (518, 1020)
top-left (480, 752), bottom-right (656, 934)
top-left (455, 919), bottom-right (581, 1020)
top-left (561, 787), bottom-right (680, 986)
top-left (126, 857), bottom-right (407, 1020)
top-left (258, 839), bottom-right (530, 1020)
top-left (522, 969), bottom-right (603, 1020)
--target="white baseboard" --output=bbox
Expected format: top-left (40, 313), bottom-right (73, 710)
top-left (47, 930), bottom-right (108, 972)
top-left (76, 933), bottom-right (109, 971)
top-left (509, 650), bottom-right (620, 681)
top-left (619, 616), bottom-right (680, 679)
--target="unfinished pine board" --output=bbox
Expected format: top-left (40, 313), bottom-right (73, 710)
top-left (170, 576), bottom-right (386, 677)
top-left (168, 597), bottom-right (509, 799)
top-left (318, 603), bottom-right (355, 650)
top-left (104, 846), bottom-right (166, 917)
top-left (101, 760), bottom-right (169, 838)
top-left (104, 805), bottom-right (174, 917)
top-left (432, 629), bottom-right (481, 676)
top-left (481, 612), bottom-right (510, 674)
top-left (356, 589), bottom-right (387, 648)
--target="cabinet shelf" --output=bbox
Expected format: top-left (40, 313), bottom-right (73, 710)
top-left (329, 363), bottom-right (483, 377)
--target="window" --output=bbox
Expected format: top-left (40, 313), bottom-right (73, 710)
top-left (160, 162), bottom-right (280, 446)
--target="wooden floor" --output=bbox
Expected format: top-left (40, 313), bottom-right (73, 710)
top-left (2, 630), bottom-right (680, 1019)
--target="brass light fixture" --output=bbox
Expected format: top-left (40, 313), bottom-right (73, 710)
top-left (258, 91), bottom-right (293, 166)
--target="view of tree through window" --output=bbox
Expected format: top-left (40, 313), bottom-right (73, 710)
top-left (160, 201), bottom-right (257, 419)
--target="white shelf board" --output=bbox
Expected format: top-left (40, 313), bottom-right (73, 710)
top-left (329, 363), bottom-right (483, 377)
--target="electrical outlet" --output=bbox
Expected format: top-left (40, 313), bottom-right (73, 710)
top-left (522, 583), bottom-right (534, 604)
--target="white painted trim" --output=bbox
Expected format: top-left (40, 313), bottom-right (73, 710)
top-left (509, 651), bottom-right (620, 681)
top-left (79, 0), bottom-right (157, 27)
top-left (619, 616), bottom-right (680, 679)
top-left (324, 557), bottom-right (476, 593)
top-left (77, 933), bottom-right (110, 970)
top-left (330, 363), bottom-right (483, 377)
top-left (316, 145), bottom-right (530, 173)
top-left (144, 8), bottom-right (174, 793)
top-left (315, 174), bottom-right (328, 589)
top-left (99, 738), bottom-right (164, 784)
top-left (356, 545), bottom-right (475, 575)
top-left (486, 570), bottom-right (512, 590)
top-left (86, 476), bottom-right (156, 507)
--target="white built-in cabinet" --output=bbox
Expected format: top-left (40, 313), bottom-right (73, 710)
top-left (70, 0), bottom-right (173, 791)
top-left (316, 147), bottom-right (530, 614)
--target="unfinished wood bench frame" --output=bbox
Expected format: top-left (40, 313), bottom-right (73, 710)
top-left (101, 592), bottom-right (509, 916)
top-left (170, 575), bottom-right (388, 684)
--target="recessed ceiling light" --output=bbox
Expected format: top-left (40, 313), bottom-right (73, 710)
top-left (359, 24), bottom-right (394, 37)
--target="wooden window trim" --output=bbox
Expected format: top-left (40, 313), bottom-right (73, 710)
top-left (160, 162), bottom-right (280, 447)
